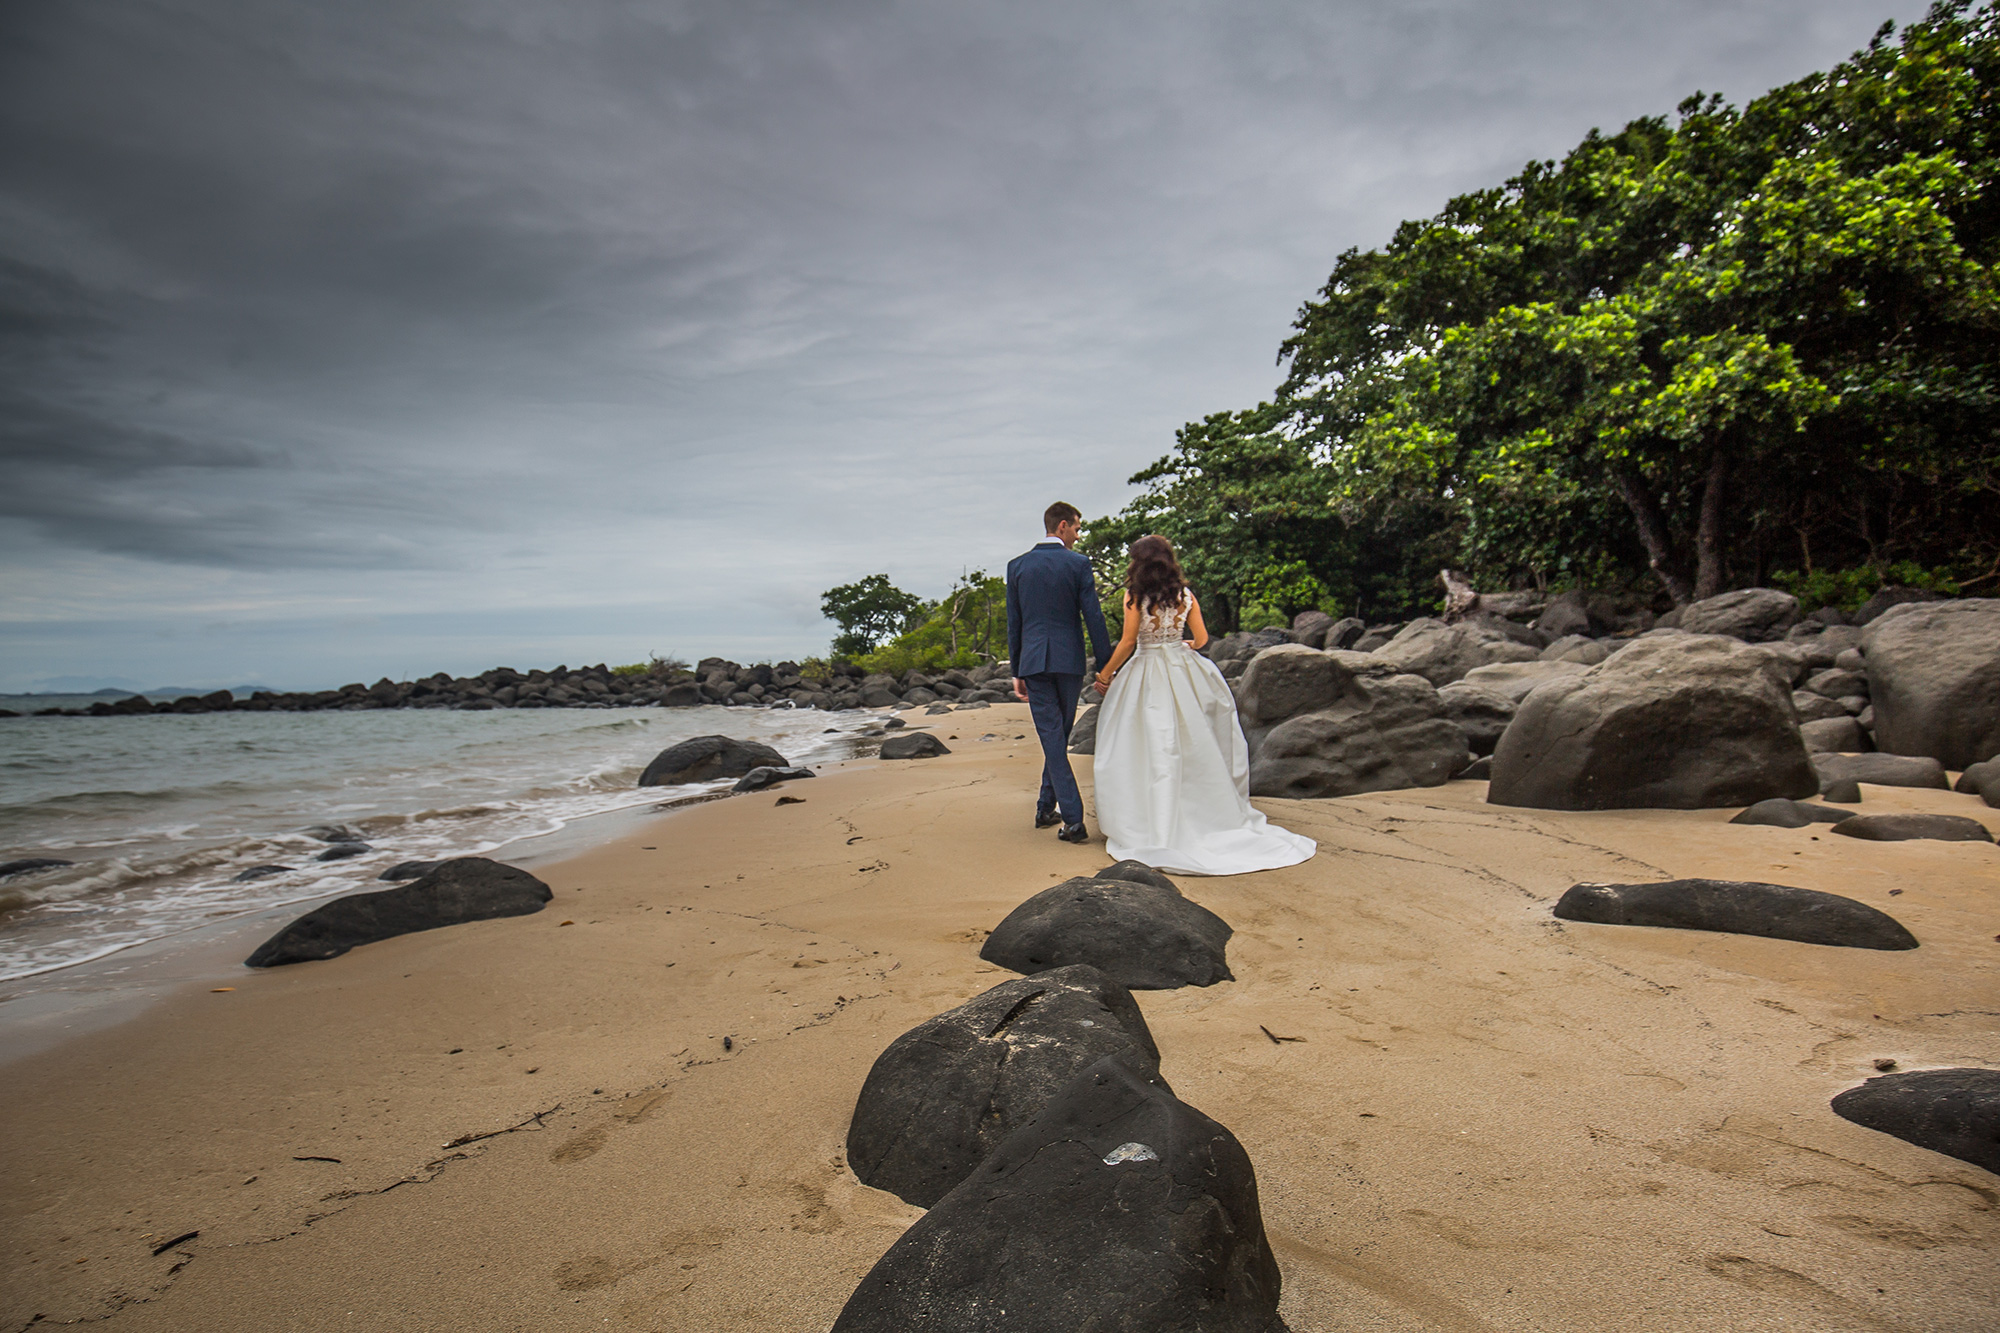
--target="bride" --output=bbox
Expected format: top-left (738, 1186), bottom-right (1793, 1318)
top-left (1090, 536), bottom-right (1316, 875)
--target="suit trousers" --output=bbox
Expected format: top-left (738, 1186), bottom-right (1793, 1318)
top-left (1022, 671), bottom-right (1086, 826)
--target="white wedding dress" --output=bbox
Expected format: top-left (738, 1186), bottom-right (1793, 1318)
top-left (1092, 591), bottom-right (1316, 875)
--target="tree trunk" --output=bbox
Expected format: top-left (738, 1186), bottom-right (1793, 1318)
top-left (1611, 468), bottom-right (1694, 605)
top-left (1692, 448), bottom-right (1730, 601)
top-left (1439, 569), bottom-right (1480, 622)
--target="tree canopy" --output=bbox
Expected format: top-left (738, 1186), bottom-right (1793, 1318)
top-left (1092, 2), bottom-right (1999, 626)
top-left (820, 574), bottom-right (927, 657)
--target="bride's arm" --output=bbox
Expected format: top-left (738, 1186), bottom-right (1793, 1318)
top-left (1093, 594), bottom-right (1140, 691)
top-left (1184, 594), bottom-right (1210, 650)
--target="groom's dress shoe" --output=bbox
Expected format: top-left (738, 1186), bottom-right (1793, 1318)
top-left (1035, 810), bottom-right (1063, 829)
top-left (1056, 822), bottom-right (1089, 844)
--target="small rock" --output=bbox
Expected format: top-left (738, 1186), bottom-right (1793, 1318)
top-left (1730, 799), bottom-right (1852, 828)
top-left (232, 864), bottom-right (294, 882)
top-left (1831, 1067), bottom-right (2000, 1174)
top-left (1830, 814), bottom-right (1995, 844)
top-left (0, 857), bottom-right (74, 878)
top-left (315, 843), bottom-right (373, 862)
top-left (1812, 752), bottom-right (1949, 792)
top-left (880, 733), bottom-right (950, 760)
top-left (1552, 878), bottom-right (1917, 950)
top-left (731, 765), bottom-right (815, 793)
top-left (245, 857), bottom-right (553, 967)
top-left (981, 873), bottom-right (1233, 990)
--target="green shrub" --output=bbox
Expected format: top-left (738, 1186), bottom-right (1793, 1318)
top-left (1769, 562), bottom-right (1961, 614)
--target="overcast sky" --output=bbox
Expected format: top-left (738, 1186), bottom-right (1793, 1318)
top-left (0, 0), bottom-right (1928, 691)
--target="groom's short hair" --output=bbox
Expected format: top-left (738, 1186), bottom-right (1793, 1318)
top-left (1044, 501), bottom-right (1082, 533)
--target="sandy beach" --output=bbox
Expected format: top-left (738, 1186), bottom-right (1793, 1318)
top-left (3, 700), bottom-right (1996, 1332)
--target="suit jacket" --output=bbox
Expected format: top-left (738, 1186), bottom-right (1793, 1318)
top-left (1007, 541), bottom-right (1113, 677)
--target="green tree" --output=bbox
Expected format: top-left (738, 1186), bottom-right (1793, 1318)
top-left (856, 572), bottom-right (1007, 672)
top-left (820, 575), bottom-right (926, 658)
top-left (1276, 2), bottom-right (2000, 604)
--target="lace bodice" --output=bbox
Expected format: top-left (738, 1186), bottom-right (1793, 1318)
top-left (1135, 589), bottom-right (1192, 647)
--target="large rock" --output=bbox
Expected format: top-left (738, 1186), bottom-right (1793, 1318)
top-left (831, 1050), bottom-right (1282, 1333)
top-left (1854, 585), bottom-right (1946, 626)
top-left (846, 966), bottom-right (1161, 1209)
top-left (1539, 634), bottom-right (1610, 666)
top-left (1830, 814), bottom-right (1994, 844)
top-left (1372, 617), bottom-right (1542, 687)
top-left (1534, 590), bottom-right (1621, 640)
top-left (1434, 683), bottom-right (1516, 758)
top-left (1811, 752), bottom-right (1948, 791)
top-left (1458, 659), bottom-right (1591, 705)
top-left (1489, 633), bottom-right (1818, 810)
top-left (1249, 666), bottom-right (1470, 800)
top-left (1953, 757), bottom-right (2000, 795)
top-left (981, 874), bottom-right (1233, 990)
top-left (1862, 599), bottom-right (2000, 770)
top-left (1677, 588), bottom-right (1800, 642)
top-left (1289, 609), bottom-right (1337, 648)
top-left (244, 858), bottom-right (552, 967)
top-left (1831, 1068), bottom-right (2000, 1174)
top-left (732, 765), bottom-right (814, 792)
top-left (638, 735), bottom-right (789, 785)
top-left (1552, 878), bottom-right (1917, 950)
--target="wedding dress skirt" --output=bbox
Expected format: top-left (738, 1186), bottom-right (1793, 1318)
top-left (1092, 641), bottom-right (1316, 876)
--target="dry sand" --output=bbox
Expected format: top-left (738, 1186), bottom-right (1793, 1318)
top-left (3, 701), bottom-right (1996, 1332)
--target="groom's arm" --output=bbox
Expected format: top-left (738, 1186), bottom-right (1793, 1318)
top-left (1006, 567), bottom-right (1027, 700)
top-left (1079, 561), bottom-right (1112, 671)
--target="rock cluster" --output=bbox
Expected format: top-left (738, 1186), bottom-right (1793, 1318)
top-left (836, 864), bottom-right (1285, 1331)
top-left (1196, 589), bottom-right (2000, 812)
top-left (29, 659), bottom-right (1027, 717)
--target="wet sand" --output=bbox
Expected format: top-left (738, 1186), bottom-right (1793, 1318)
top-left (3, 701), bottom-right (1996, 1332)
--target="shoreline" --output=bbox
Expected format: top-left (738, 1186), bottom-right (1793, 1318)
top-left (2, 706), bottom-right (1995, 1330)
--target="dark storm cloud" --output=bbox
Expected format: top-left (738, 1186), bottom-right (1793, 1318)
top-left (0, 0), bottom-right (1934, 683)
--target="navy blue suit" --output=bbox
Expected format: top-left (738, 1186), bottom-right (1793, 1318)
top-left (1006, 540), bottom-right (1113, 827)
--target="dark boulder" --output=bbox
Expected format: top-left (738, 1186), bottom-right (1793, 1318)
top-left (981, 875), bottom-right (1233, 990)
top-left (1811, 752), bottom-right (1949, 792)
top-left (657, 682), bottom-right (704, 707)
top-left (846, 966), bottom-right (1162, 1209)
top-left (1434, 683), bottom-right (1515, 757)
top-left (246, 857), bottom-right (552, 967)
top-left (0, 857), bottom-right (73, 878)
top-left (1676, 588), bottom-right (1800, 642)
top-left (378, 860), bottom-right (440, 881)
top-left (1730, 799), bottom-right (1852, 828)
top-left (1489, 633), bottom-right (1817, 810)
top-left (1821, 779), bottom-right (1864, 803)
top-left (1068, 703), bottom-right (1100, 755)
top-left (315, 842), bottom-right (372, 862)
top-left (1552, 878), bottom-right (1917, 950)
top-left (1830, 1068), bottom-right (2000, 1174)
top-left (1095, 860), bottom-right (1180, 891)
top-left (1241, 650), bottom-right (1468, 799)
top-left (638, 735), bottom-right (789, 785)
top-left (1534, 589), bottom-right (1621, 640)
top-left (1954, 757), bottom-right (2000, 795)
top-left (1862, 599), bottom-right (2000, 770)
top-left (307, 824), bottom-right (365, 842)
top-left (1457, 660), bottom-right (1591, 705)
top-left (1288, 609), bottom-right (1337, 648)
top-left (1830, 814), bottom-right (1994, 844)
top-left (1539, 634), bottom-right (1611, 666)
top-left (1800, 717), bottom-right (1870, 753)
top-left (1372, 617), bottom-right (1541, 687)
top-left (732, 765), bottom-right (814, 792)
top-left (880, 732), bottom-right (950, 760)
top-left (1853, 585), bottom-right (1947, 626)
top-left (831, 1050), bottom-right (1282, 1333)
top-left (232, 864), bottom-right (294, 882)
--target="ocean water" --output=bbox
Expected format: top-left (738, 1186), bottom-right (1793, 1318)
top-left (0, 703), bottom-right (879, 982)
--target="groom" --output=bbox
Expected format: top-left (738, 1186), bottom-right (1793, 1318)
top-left (1006, 501), bottom-right (1113, 843)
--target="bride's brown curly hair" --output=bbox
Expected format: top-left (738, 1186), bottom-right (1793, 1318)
top-left (1124, 534), bottom-right (1189, 614)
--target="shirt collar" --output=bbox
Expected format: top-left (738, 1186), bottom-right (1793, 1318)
top-left (1036, 536), bottom-right (1063, 547)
